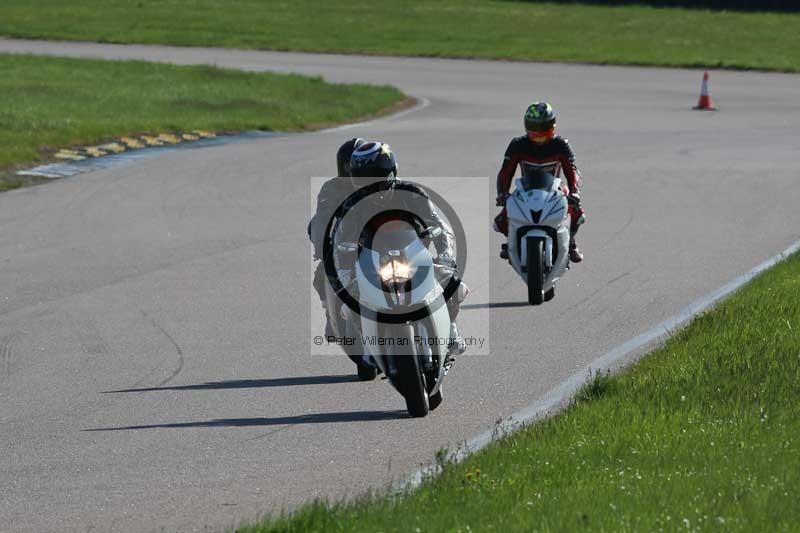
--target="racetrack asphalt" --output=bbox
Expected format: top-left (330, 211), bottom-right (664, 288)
top-left (1, 39), bottom-right (799, 532)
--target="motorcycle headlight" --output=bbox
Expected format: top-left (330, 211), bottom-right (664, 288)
top-left (380, 259), bottom-right (415, 283)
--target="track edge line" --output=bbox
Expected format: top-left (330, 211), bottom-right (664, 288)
top-left (397, 236), bottom-right (800, 492)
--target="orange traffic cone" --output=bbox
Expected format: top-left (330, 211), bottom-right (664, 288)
top-left (693, 71), bottom-right (716, 110)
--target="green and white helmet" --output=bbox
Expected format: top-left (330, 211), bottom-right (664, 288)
top-left (524, 102), bottom-right (556, 133)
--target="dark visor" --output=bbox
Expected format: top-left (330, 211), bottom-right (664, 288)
top-left (525, 120), bottom-right (555, 132)
top-left (350, 166), bottom-right (394, 178)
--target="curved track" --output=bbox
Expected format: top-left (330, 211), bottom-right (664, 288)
top-left (1, 39), bottom-right (799, 532)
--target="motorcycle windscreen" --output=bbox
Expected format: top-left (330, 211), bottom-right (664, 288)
top-left (367, 225), bottom-right (420, 253)
top-left (358, 224), bottom-right (439, 311)
top-left (520, 170), bottom-right (555, 192)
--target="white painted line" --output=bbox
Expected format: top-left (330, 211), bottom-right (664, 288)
top-left (399, 237), bottom-right (800, 490)
top-left (16, 168), bottom-right (68, 179)
top-left (321, 97), bottom-right (431, 133)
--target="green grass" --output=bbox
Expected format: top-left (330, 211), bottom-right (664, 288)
top-left (1, 1), bottom-right (800, 71)
top-left (0, 54), bottom-right (406, 192)
top-left (243, 251), bottom-right (800, 531)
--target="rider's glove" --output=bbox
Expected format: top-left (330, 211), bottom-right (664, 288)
top-left (496, 192), bottom-right (509, 207)
top-left (337, 269), bottom-right (352, 287)
top-left (567, 191), bottom-right (582, 208)
top-left (438, 252), bottom-right (457, 270)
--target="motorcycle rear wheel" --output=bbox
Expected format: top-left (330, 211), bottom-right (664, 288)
top-left (429, 386), bottom-right (443, 411)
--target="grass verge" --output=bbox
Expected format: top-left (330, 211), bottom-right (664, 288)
top-left (243, 250), bottom-right (800, 531)
top-left (0, 53), bottom-right (406, 192)
top-left (1, 1), bottom-right (799, 72)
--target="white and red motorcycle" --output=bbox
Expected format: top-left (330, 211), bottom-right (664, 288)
top-left (503, 171), bottom-right (571, 305)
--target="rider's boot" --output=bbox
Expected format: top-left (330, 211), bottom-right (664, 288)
top-left (322, 297), bottom-right (335, 340)
top-left (500, 243), bottom-right (509, 260)
top-left (569, 234), bottom-right (584, 263)
top-left (361, 353), bottom-right (379, 370)
top-left (447, 322), bottom-right (466, 357)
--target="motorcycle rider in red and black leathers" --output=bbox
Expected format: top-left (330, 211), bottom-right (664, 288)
top-left (494, 102), bottom-right (586, 263)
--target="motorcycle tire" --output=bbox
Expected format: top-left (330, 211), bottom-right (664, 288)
top-left (429, 386), bottom-right (443, 411)
top-left (391, 326), bottom-right (429, 418)
top-left (526, 237), bottom-right (545, 305)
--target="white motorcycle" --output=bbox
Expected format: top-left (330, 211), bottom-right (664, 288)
top-left (329, 221), bottom-right (456, 417)
top-left (504, 171), bottom-right (571, 305)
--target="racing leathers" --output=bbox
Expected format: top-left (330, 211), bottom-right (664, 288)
top-left (309, 176), bottom-right (356, 262)
top-left (493, 135), bottom-right (586, 259)
top-left (309, 178), bottom-right (458, 299)
top-left (333, 179), bottom-right (460, 316)
top-left (322, 179), bottom-right (467, 356)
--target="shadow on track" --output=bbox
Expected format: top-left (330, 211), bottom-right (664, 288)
top-left (461, 301), bottom-right (530, 310)
top-left (103, 374), bottom-right (360, 394)
top-left (84, 410), bottom-right (408, 431)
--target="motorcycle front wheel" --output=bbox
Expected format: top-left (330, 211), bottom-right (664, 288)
top-left (391, 325), bottom-right (429, 418)
top-left (526, 236), bottom-right (546, 305)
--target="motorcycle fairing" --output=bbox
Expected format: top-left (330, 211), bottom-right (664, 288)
top-left (506, 177), bottom-right (570, 290)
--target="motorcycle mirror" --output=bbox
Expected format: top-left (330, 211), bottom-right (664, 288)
top-left (420, 226), bottom-right (443, 239)
top-left (337, 242), bottom-right (359, 253)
